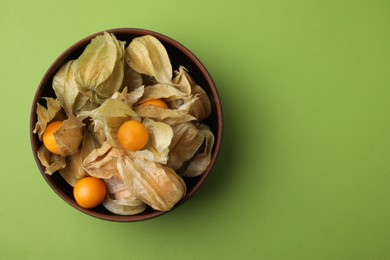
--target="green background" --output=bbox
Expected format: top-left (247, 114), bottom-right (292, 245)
top-left (1, 0), bottom-right (389, 259)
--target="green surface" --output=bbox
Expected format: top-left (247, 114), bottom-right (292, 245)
top-left (1, 0), bottom-right (389, 259)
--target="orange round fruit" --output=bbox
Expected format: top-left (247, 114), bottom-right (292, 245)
top-left (117, 120), bottom-right (149, 151)
top-left (140, 99), bottom-right (168, 109)
top-left (73, 177), bottom-right (107, 209)
top-left (42, 121), bottom-right (62, 154)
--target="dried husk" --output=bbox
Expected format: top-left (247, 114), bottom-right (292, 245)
top-left (37, 146), bottom-right (66, 175)
top-left (122, 61), bottom-right (143, 91)
top-left (188, 85), bottom-right (211, 122)
top-left (80, 124), bottom-right (102, 157)
top-left (134, 98), bottom-right (197, 125)
top-left (104, 177), bottom-right (131, 196)
top-left (54, 115), bottom-right (84, 157)
top-left (102, 177), bottom-right (146, 215)
top-left (79, 98), bottom-right (139, 148)
top-left (133, 83), bottom-right (198, 125)
top-left (172, 67), bottom-right (211, 122)
top-left (117, 155), bottom-right (186, 211)
top-left (125, 85), bottom-right (145, 106)
top-left (125, 35), bottom-right (172, 84)
top-left (111, 86), bottom-right (145, 109)
top-left (96, 42), bottom-right (125, 99)
top-left (57, 127), bottom-right (100, 186)
top-left (52, 60), bottom-right (87, 116)
top-left (83, 142), bottom-right (126, 179)
top-left (139, 84), bottom-right (188, 102)
top-left (129, 118), bottom-right (173, 164)
top-left (75, 32), bottom-right (125, 100)
top-left (84, 120), bottom-right (104, 147)
top-left (33, 98), bottom-right (64, 140)
top-left (73, 93), bottom-right (100, 114)
top-left (102, 195), bottom-right (147, 215)
top-left (58, 152), bottom-right (88, 186)
top-left (172, 66), bottom-right (193, 95)
top-left (180, 124), bottom-right (215, 177)
top-left (167, 122), bottom-right (204, 170)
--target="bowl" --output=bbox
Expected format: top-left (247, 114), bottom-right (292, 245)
top-left (30, 28), bottom-right (223, 222)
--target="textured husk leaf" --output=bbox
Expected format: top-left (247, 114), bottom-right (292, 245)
top-left (75, 32), bottom-right (125, 100)
top-left (166, 122), bottom-right (204, 170)
top-left (188, 85), bottom-right (211, 122)
top-left (58, 127), bottom-right (101, 186)
top-left (129, 118), bottom-right (173, 164)
top-left (83, 142), bottom-right (126, 179)
top-left (122, 61), bottom-right (143, 91)
top-left (117, 155), bottom-right (186, 211)
top-left (85, 121), bottom-right (105, 147)
top-left (37, 146), bottom-right (66, 175)
top-left (102, 177), bottom-right (146, 215)
top-left (139, 84), bottom-right (188, 102)
top-left (172, 66), bottom-right (193, 95)
top-left (96, 40), bottom-right (125, 99)
top-left (125, 35), bottom-right (172, 84)
top-left (80, 124), bottom-right (102, 157)
top-left (58, 152), bottom-right (88, 187)
top-left (54, 115), bottom-right (84, 157)
top-left (134, 98), bottom-right (197, 125)
top-left (33, 98), bottom-right (64, 140)
top-left (102, 195), bottom-right (147, 215)
top-left (172, 66), bottom-right (211, 122)
top-left (111, 86), bottom-right (145, 108)
top-left (180, 124), bottom-right (215, 177)
top-left (125, 85), bottom-right (145, 106)
top-left (52, 60), bottom-right (80, 116)
top-left (79, 98), bottom-right (139, 148)
top-left (73, 92), bottom-right (99, 114)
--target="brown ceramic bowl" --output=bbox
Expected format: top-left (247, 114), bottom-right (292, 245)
top-left (30, 28), bottom-right (223, 222)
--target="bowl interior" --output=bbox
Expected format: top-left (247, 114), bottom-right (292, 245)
top-left (30, 28), bottom-right (223, 222)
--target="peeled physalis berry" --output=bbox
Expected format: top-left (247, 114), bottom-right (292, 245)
top-left (117, 120), bottom-right (149, 151)
top-left (42, 121), bottom-right (62, 154)
top-left (140, 99), bottom-right (168, 109)
top-left (73, 177), bottom-right (107, 208)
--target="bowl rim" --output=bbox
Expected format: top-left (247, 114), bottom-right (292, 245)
top-left (30, 28), bottom-right (223, 222)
